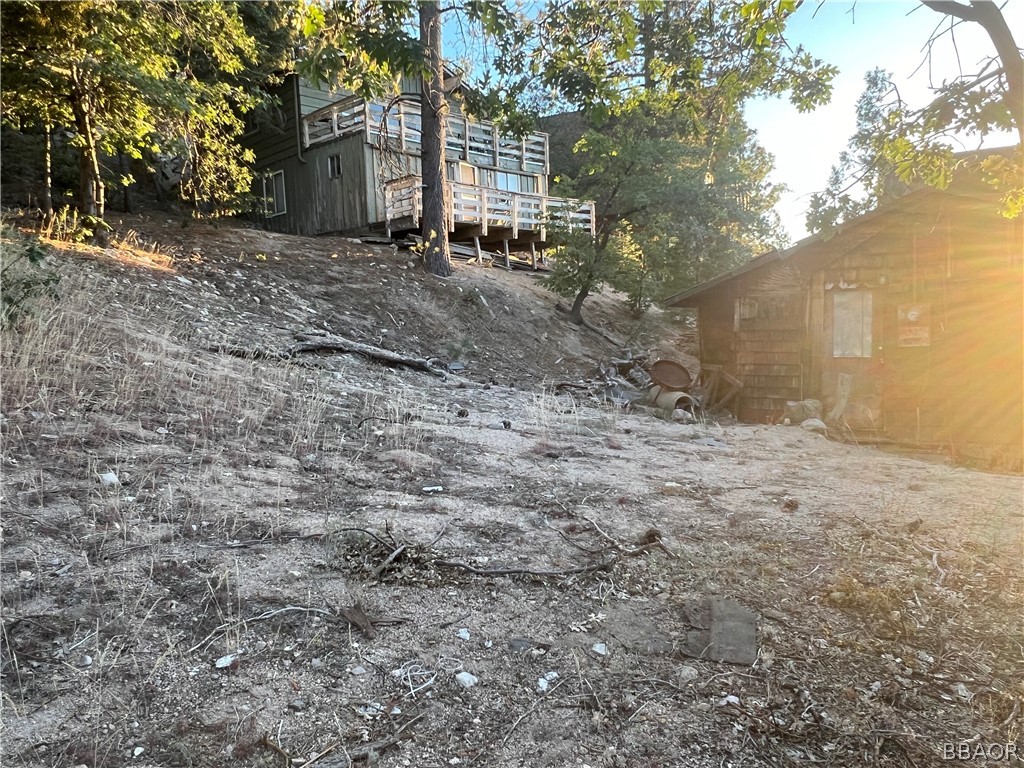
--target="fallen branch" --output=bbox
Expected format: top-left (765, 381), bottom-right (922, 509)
top-left (433, 558), bottom-right (616, 577)
top-left (209, 332), bottom-right (446, 377)
top-left (369, 544), bottom-right (407, 582)
top-left (289, 332), bottom-right (446, 376)
top-left (580, 315), bottom-right (625, 348)
top-left (267, 713), bottom-right (426, 768)
top-left (582, 516), bottom-right (677, 559)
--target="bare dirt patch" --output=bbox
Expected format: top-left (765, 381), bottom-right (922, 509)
top-left (2, 216), bottom-right (1021, 768)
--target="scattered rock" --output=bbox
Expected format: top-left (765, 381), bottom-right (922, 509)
top-left (447, 361), bottom-right (466, 372)
top-left (456, 628), bottom-right (471, 641)
top-left (487, 420), bottom-right (512, 430)
top-left (214, 653), bottom-right (239, 670)
top-left (716, 694), bottom-right (741, 708)
top-left (288, 698), bottom-right (307, 712)
top-left (675, 665), bottom-right (700, 684)
top-left (692, 436), bottom-right (728, 449)
top-left (508, 637), bottom-right (550, 654)
top-left (132, 747), bottom-right (145, 758)
top-left (455, 671), bottom-right (478, 689)
top-left (536, 671), bottom-right (559, 693)
top-left (783, 399), bottom-right (822, 422)
top-left (350, 665), bottom-right (367, 675)
top-left (422, 485), bottom-right (444, 493)
top-left (381, 449), bottom-right (439, 471)
top-left (591, 642), bottom-right (608, 656)
top-left (98, 471), bottom-right (120, 487)
top-left (800, 418), bottom-right (827, 435)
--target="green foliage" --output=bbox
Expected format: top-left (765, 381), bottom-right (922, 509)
top-left (544, 93), bottom-right (786, 317)
top-left (0, 1), bottom-right (297, 218)
top-left (513, 1), bottom-right (820, 317)
top-left (544, 225), bottom-right (617, 302)
top-left (806, 69), bottom-right (913, 234)
top-left (479, 1), bottom-right (837, 123)
top-left (297, 1), bottom-right (421, 96)
top-left (0, 223), bottom-right (60, 329)
top-left (809, 3), bottom-right (1024, 230)
top-left (44, 205), bottom-right (112, 244)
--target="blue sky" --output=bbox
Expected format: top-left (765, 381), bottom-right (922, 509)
top-left (745, 0), bottom-right (1024, 242)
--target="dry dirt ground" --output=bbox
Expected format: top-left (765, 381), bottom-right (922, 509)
top-left (2, 214), bottom-right (1022, 768)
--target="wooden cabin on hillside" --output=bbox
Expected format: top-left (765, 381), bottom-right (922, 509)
top-left (664, 174), bottom-right (1023, 470)
top-left (243, 74), bottom-right (595, 252)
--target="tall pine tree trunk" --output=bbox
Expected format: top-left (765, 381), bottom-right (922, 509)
top-left (419, 0), bottom-right (451, 277)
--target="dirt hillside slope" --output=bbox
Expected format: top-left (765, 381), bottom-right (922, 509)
top-left (1, 215), bottom-right (1021, 768)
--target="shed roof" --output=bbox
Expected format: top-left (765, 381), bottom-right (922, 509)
top-left (661, 177), bottom-right (1006, 307)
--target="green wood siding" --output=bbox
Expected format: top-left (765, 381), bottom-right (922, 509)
top-left (243, 80), bottom-right (299, 170)
top-left (257, 134), bottom-right (369, 235)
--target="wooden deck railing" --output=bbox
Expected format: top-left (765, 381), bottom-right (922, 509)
top-left (303, 96), bottom-right (549, 176)
top-left (383, 176), bottom-right (595, 240)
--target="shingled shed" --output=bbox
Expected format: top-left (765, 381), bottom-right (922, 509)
top-left (664, 173), bottom-right (1023, 470)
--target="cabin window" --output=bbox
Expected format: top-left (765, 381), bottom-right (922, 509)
top-left (262, 170), bottom-right (286, 218)
top-left (327, 154), bottom-right (342, 180)
top-left (832, 291), bottom-right (872, 358)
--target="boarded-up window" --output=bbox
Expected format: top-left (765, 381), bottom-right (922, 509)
top-left (832, 291), bottom-right (872, 358)
top-left (734, 298), bottom-right (758, 330)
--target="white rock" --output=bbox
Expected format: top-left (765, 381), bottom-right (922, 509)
top-left (133, 747), bottom-right (145, 758)
top-left (455, 671), bottom-right (478, 689)
top-left (537, 670), bottom-right (559, 692)
top-left (591, 642), bottom-right (608, 656)
top-left (214, 653), bottom-right (239, 669)
top-left (98, 471), bottom-right (120, 487)
top-left (716, 694), bottom-right (741, 708)
top-left (456, 628), bottom-right (471, 641)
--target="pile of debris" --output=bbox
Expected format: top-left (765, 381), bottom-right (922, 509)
top-left (554, 354), bottom-right (740, 423)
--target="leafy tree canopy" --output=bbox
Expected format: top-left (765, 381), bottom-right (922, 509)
top-left (807, 0), bottom-right (1023, 233)
top-left (537, 1), bottom-right (828, 320)
top-left (0, 0), bottom-right (300, 221)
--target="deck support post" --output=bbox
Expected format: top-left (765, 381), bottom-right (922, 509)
top-left (503, 240), bottom-right (511, 270)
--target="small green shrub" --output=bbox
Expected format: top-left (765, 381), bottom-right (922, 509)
top-left (0, 222), bottom-right (59, 329)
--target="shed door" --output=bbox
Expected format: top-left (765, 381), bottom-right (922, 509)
top-left (822, 289), bottom-right (884, 431)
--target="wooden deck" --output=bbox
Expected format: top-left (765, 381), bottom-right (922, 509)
top-left (382, 175), bottom-right (595, 242)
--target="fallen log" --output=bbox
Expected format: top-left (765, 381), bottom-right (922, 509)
top-left (288, 333), bottom-right (446, 376)
top-left (209, 333), bottom-right (446, 377)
